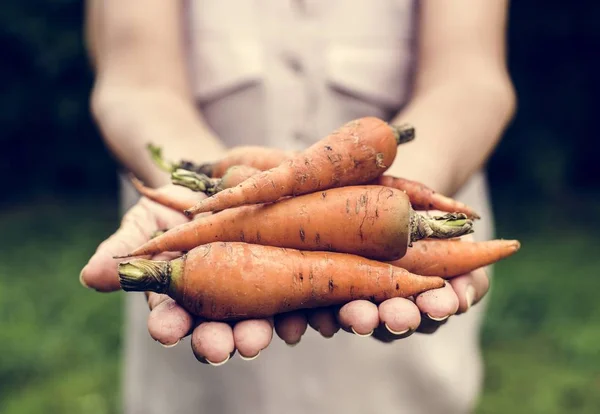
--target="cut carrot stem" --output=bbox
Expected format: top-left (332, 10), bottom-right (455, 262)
top-left (147, 144), bottom-right (176, 173)
top-left (117, 242), bottom-right (446, 321)
top-left (420, 213), bottom-right (474, 240)
top-left (171, 169), bottom-right (219, 194)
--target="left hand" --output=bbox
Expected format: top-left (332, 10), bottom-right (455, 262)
top-left (273, 266), bottom-right (489, 344)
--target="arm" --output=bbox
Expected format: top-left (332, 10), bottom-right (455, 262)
top-left (85, 0), bottom-right (226, 188)
top-left (352, 0), bottom-right (515, 340)
top-left (389, 0), bottom-right (516, 195)
top-left (82, 1), bottom-right (280, 364)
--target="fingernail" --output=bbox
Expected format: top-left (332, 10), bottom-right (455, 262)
top-left (384, 323), bottom-right (410, 336)
top-left (160, 339), bottom-right (180, 348)
top-left (207, 354), bottom-right (230, 366)
top-left (286, 338), bottom-right (301, 347)
top-left (426, 314), bottom-right (450, 322)
top-left (239, 351), bottom-right (260, 361)
top-left (351, 327), bottom-right (374, 337)
top-left (79, 266), bottom-right (90, 289)
top-left (465, 285), bottom-right (476, 310)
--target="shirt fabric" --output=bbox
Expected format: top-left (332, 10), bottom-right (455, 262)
top-left (119, 1), bottom-right (495, 413)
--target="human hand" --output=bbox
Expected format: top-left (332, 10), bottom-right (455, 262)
top-left (79, 185), bottom-right (285, 365)
top-left (273, 233), bottom-right (490, 344)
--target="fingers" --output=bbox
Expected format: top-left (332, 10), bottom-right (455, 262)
top-left (376, 297), bottom-right (421, 337)
top-left (415, 281), bottom-right (459, 321)
top-left (274, 311), bottom-right (308, 345)
top-left (448, 268), bottom-right (490, 314)
top-left (233, 319), bottom-right (274, 360)
top-left (413, 281), bottom-right (459, 334)
top-left (187, 318), bottom-right (274, 365)
top-left (80, 197), bottom-right (188, 292)
top-left (191, 321), bottom-right (236, 366)
top-left (337, 300), bottom-right (379, 336)
top-left (307, 308), bottom-right (340, 338)
top-left (80, 201), bottom-right (156, 291)
top-left (147, 293), bottom-right (195, 347)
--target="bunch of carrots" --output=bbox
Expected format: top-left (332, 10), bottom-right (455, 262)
top-left (116, 116), bottom-right (521, 321)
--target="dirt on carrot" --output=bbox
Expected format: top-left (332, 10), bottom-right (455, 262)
top-left (119, 185), bottom-right (474, 261)
top-left (372, 175), bottom-right (481, 219)
top-left (130, 176), bottom-right (201, 213)
top-left (117, 241), bottom-right (446, 320)
top-left (389, 239), bottom-right (521, 277)
top-left (184, 117), bottom-right (415, 216)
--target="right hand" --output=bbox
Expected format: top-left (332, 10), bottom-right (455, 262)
top-left (79, 185), bottom-right (288, 365)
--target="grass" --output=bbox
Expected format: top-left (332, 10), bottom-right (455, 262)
top-left (0, 194), bottom-right (599, 413)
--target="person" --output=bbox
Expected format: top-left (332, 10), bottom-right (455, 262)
top-left (80, 0), bottom-right (516, 413)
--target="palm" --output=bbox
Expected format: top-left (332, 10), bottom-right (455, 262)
top-left (80, 185), bottom-right (489, 364)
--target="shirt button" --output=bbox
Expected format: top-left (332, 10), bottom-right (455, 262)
top-left (282, 52), bottom-right (304, 74)
top-left (292, 0), bottom-right (307, 14)
top-left (293, 131), bottom-right (308, 144)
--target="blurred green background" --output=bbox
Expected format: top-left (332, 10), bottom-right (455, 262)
top-left (1, 1), bottom-right (599, 413)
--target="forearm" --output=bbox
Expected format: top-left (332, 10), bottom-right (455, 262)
top-left (92, 85), bottom-right (227, 188)
top-left (388, 77), bottom-right (515, 197)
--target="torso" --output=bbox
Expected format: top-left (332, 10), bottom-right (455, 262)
top-left (120, 2), bottom-right (495, 413)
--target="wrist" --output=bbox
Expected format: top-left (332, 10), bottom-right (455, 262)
top-left (92, 85), bottom-right (227, 187)
top-left (388, 78), bottom-right (515, 196)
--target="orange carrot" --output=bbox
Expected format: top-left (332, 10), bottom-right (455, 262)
top-left (119, 186), bottom-right (473, 261)
top-left (195, 146), bottom-right (299, 178)
top-left (184, 117), bottom-right (415, 216)
top-left (173, 165), bottom-right (480, 219)
top-left (131, 177), bottom-right (201, 213)
top-left (171, 165), bottom-right (260, 196)
top-left (372, 175), bottom-right (481, 219)
top-left (117, 242), bottom-right (446, 320)
top-left (389, 239), bottom-right (521, 277)
top-left (146, 143), bottom-right (293, 178)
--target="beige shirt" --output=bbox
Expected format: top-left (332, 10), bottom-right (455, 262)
top-left (120, 1), bottom-right (495, 413)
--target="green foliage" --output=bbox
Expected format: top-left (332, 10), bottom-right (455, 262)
top-left (0, 197), bottom-right (123, 414)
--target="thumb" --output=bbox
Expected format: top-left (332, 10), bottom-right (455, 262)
top-left (80, 198), bottom-right (183, 292)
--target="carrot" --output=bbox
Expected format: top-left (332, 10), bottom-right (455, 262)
top-left (371, 175), bottom-right (481, 219)
top-left (194, 146), bottom-right (299, 178)
top-left (183, 117), bottom-right (416, 216)
top-left (130, 176), bottom-right (201, 213)
top-left (147, 143), bottom-right (297, 178)
top-left (117, 186), bottom-right (473, 261)
top-left (172, 166), bottom-right (480, 219)
top-left (171, 165), bottom-right (260, 196)
top-left (117, 242), bottom-right (446, 321)
top-left (389, 239), bottom-right (521, 277)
